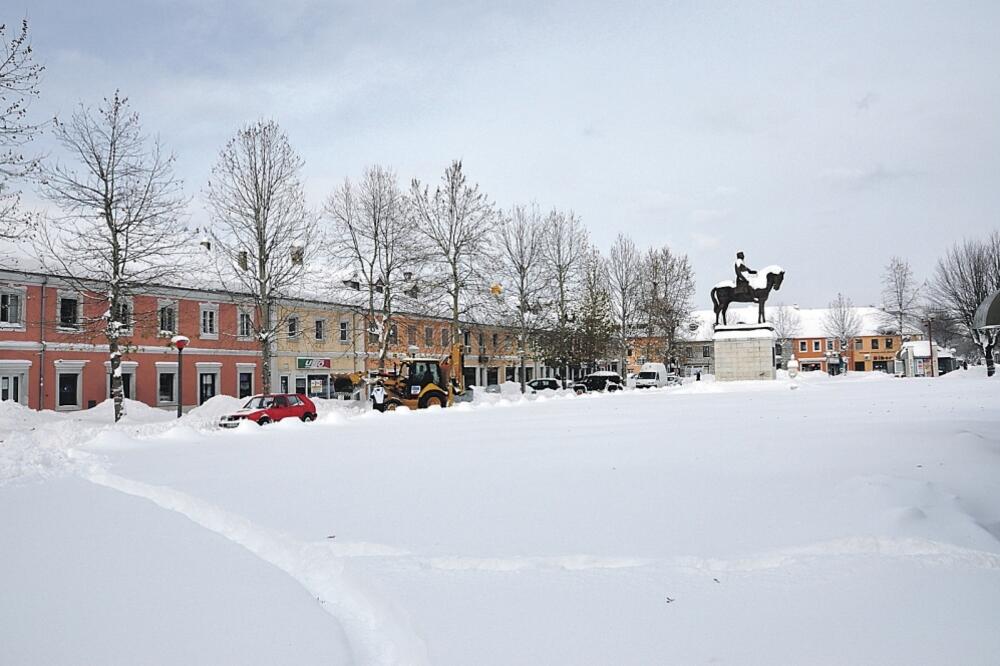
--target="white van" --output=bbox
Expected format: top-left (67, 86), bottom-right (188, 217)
top-left (634, 362), bottom-right (670, 388)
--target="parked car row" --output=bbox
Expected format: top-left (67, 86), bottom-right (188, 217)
top-left (220, 371), bottom-right (685, 427)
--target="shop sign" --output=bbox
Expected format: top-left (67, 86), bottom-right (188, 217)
top-left (310, 379), bottom-right (325, 394)
top-left (297, 357), bottom-right (331, 370)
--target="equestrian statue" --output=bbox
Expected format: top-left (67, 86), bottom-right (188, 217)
top-left (711, 251), bottom-right (785, 326)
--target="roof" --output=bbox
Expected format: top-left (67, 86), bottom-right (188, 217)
top-left (680, 305), bottom-right (917, 342)
top-left (899, 341), bottom-right (954, 359)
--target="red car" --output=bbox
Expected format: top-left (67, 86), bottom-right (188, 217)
top-left (218, 394), bottom-right (317, 428)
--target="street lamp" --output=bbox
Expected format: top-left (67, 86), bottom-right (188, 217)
top-left (925, 315), bottom-right (937, 378)
top-left (171, 334), bottom-right (189, 418)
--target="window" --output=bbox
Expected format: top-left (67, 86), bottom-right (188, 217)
top-left (441, 328), bottom-right (451, 347)
top-left (0, 292), bottom-right (22, 326)
top-left (158, 303), bottom-right (177, 333)
top-left (424, 326), bottom-right (434, 347)
top-left (885, 338), bottom-right (893, 349)
top-left (854, 339), bottom-right (863, 350)
top-left (238, 372), bottom-right (253, 398)
top-left (238, 311), bottom-right (253, 338)
top-left (871, 338), bottom-right (879, 350)
top-left (702, 345), bottom-right (710, 358)
top-left (199, 304), bottom-right (218, 338)
top-left (368, 322), bottom-right (378, 344)
top-left (478, 332), bottom-right (485, 348)
top-left (388, 324), bottom-right (398, 345)
top-left (826, 339), bottom-right (833, 351)
top-left (799, 340), bottom-right (807, 352)
top-left (105, 361), bottom-right (137, 399)
top-left (59, 297), bottom-right (80, 329)
top-left (290, 245), bottom-right (304, 265)
top-left (315, 319), bottom-right (325, 341)
top-left (407, 326), bottom-right (416, 346)
top-left (813, 340), bottom-right (820, 352)
top-left (463, 331), bottom-right (471, 348)
top-left (111, 299), bottom-right (132, 332)
top-left (280, 375), bottom-right (289, 393)
top-left (492, 333), bottom-right (499, 348)
top-left (157, 370), bottom-right (177, 404)
top-left (287, 316), bottom-right (299, 339)
top-left (339, 321), bottom-right (349, 343)
top-left (237, 250), bottom-right (249, 271)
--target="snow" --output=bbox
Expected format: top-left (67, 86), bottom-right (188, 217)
top-left (2, 376), bottom-right (1000, 664)
top-left (712, 326), bottom-right (777, 340)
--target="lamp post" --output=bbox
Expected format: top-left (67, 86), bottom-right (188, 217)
top-left (171, 335), bottom-right (189, 418)
top-left (926, 316), bottom-right (937, 378)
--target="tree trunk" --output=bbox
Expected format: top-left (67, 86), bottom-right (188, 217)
top-left (109, 338), bottom-right (123, 422)
top-left (261, 298), bottom-right (273, 393)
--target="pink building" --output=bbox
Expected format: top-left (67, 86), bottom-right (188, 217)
top-left (0, 269), bottom-right (261, 412)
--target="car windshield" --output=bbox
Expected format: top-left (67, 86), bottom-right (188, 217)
top-left (243, 396), bottom-right (274, 409)
top-left (637, 372), bottom-right (657, 379)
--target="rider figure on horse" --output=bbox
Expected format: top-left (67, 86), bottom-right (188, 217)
top-left (734, 251), bottom-right (757, 299)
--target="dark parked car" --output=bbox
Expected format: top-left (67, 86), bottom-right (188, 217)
top-left (527, 378), bottom-right (562, 392)
top-left (573, 371), bottom-right (624, 394)
top-left (219, 394), bottom-right (317, 427)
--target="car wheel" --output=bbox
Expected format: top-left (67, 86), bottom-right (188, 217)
top-left (574, 388), bottom-right (585, 395)
top-left (301, 413), bottom-right (315, 422)
top-left (385, 400), bottom-right (401, 411)
top-left (257, 417), bottom-right (271, 426)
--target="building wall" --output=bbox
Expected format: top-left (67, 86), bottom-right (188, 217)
top-left (0, 271), bottom-right (260, 411)
top-left (845, 335), bottom-right (902, 372)
top-left (272, 302), bottom-right (360, 397)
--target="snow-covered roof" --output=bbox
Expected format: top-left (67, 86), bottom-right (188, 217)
top-left (900, 341), bottom-right (954, 359)
top-left (681, 305), bottom-right (915, 342)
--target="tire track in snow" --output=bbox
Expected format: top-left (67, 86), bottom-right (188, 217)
top-left (84, 469), bottom-right (429, 666)
top-left (403, 537), bottom-right (1000, 574)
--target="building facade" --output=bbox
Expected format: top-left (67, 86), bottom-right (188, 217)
top-left (0, 270), bottom-right (260, 411)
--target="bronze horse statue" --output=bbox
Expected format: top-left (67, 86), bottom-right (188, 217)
top-left (711, 268), bottom-right (785, 326)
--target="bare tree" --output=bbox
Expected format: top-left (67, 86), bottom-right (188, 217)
top-left (880, 256), bottom-right (920, 336)
top-left (928, 231), bottom-right (1000, 362)
top-left (495, 203), bottom-right (550, 392)
top-left (608, 233), bottom-right (642, 374)
top-left (574, 248), bottom-right (615, 373)
top-left (35, 92), bottom-right (189, 422)
top-left (325, 165), bottom-right (417, 369)
top-left (409, 159), bottom-right (496, 350)
top-left (1, 19), bottom-right (44, 239)
top-left (205, 120), bottom-right (316, 393)
top-left (639, 246), bottom-right (696, 370)
top-left (822, 293), bottom-right (862, 372)
top-left (538, 208), bottom-right (588, 379)
top-left (770, 303), bottom-right (802, 367)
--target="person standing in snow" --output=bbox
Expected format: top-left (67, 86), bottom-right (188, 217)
top-left (734, 251), bottom-right (757, 298)
top-left (371, 380), bottom-right (387, 412)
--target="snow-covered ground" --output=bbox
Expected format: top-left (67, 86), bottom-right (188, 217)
top-left (2, 370), bottom-right (999, 665)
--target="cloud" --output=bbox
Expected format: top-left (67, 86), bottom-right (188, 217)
top-left (821, 165), bottom-right (920, 190)
top-left (855, 91), bottom-right (879, 112)
top-left (690, 208), bottom-right (731, 224)
top-left (690, 232), bottom-right (721, 249)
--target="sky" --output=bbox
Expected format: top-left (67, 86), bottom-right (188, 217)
top-left (9, 0), bottom-right (1000, 307)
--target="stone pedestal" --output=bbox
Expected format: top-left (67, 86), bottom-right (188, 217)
top-left (712, 324), bottom-right (776, 381)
